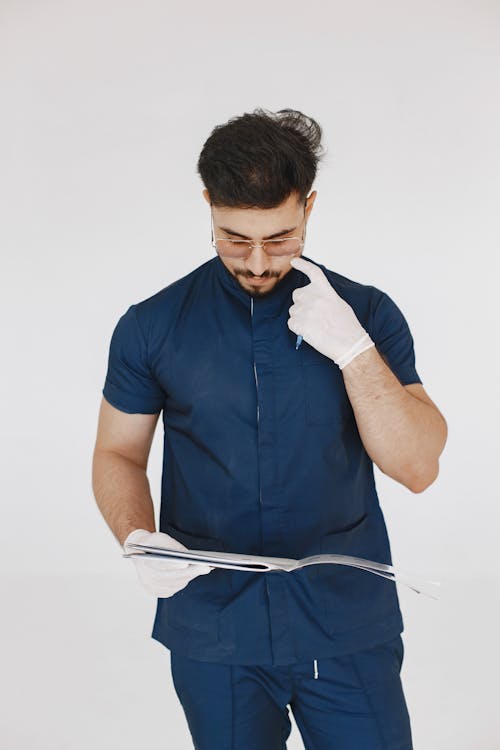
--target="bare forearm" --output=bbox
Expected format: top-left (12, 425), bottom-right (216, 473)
top-left (92, 450), bottom-right (156, 546)
top-left (341, 347), bottom-right (446, 491)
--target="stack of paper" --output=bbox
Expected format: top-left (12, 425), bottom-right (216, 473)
top-left (123, 544), bottom-right (441, 599)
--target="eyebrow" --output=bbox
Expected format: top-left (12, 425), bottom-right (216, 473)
top-left (218, 225), bottom-right (298, 240)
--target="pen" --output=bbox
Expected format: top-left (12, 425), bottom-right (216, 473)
top-left (295, 335), bottom-right (303, 350)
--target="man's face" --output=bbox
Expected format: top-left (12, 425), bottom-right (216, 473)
top-left (204, 189), bottom-right (317, 298)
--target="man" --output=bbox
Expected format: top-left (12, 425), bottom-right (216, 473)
top-left (92, 108), bottom-right (447, 749)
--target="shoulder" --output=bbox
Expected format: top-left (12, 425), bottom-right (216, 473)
top-left (131, 257), bottom-right (215, 335)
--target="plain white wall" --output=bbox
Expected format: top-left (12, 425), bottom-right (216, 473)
top-left (1, 1), bottom-right (499, 748)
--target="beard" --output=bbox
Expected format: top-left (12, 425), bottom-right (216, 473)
top-left (233, 269), bottom-right (286, 298)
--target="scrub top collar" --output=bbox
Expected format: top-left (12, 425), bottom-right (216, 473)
top-left (214, 253), bottom-right (312, 317)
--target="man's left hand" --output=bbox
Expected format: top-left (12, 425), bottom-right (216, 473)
top-left (288, 257), bottom-right (375, 370)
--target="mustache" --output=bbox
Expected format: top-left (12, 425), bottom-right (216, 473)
top-left (237, 270), bottom-right (280, 279)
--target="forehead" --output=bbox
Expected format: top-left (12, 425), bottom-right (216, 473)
top-left (212, 193), bottom-right (303, 236)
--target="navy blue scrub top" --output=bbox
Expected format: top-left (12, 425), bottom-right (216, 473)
top-left (102, 254), bottom-right (422, 666)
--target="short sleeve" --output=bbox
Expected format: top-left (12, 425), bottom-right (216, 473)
top-left (102, 304), bottom-right (165, 414)
top-left (369, 290), bottom-right (422, 386)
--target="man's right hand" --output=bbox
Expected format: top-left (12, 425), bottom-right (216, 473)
top-left (123, 529), bottom-right (213, 598)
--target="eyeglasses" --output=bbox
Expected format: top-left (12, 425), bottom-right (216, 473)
top-left (210, 207), bottom-right (307, 260)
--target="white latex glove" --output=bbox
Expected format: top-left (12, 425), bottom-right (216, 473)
top-left (123, 529), bottom-right (213, 598)
top-left (288, 256), bottom-right (375, 370)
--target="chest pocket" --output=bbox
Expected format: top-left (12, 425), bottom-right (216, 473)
top-left (300, 345), bottom-right (350, 426)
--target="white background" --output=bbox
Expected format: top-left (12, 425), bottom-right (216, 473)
top-left (1, 1), bottom-right (499, 748)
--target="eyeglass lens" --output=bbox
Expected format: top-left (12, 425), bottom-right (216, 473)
top-left (215, 238), bottom-right (301, 258)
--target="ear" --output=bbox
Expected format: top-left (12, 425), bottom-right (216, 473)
top-left (202, 189), bottom-right (211, 205)
top-left (305, 190), bottom-right (317, 218)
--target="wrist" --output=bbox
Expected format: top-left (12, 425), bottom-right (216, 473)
top-left (337, 333), bottom-right (375, 370)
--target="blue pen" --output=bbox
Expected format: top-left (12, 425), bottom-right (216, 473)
top-left (295, 335), bottom-right (303, 350)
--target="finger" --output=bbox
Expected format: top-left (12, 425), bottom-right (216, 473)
top-left (196, 565), bottom-right (214, 575)
top-left (138, 568), bottom-right (214, 596)
top-left (182, 564), bottom-right (213, 577)
top-left (140, 558), bottom-right (189, 571)
top-left (290, 256), bottom-right (325, 283)
top-left (143, 564), bottom-right (213, 583)
top-left (296, 260), bottom-right (334, 294)
top-left (142, 583), bottom-right (178, 597)
top-left (292, 287), bottom-right (307, 302)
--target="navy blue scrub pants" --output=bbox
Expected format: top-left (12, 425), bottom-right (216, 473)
top-left (169, 635), bottom-right (413, 749)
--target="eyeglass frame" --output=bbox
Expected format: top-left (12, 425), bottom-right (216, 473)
top-left (210, 200), bottom-right (308, 260)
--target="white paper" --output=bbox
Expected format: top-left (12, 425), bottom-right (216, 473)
top-left (123, 543), bottom-right (441, 599)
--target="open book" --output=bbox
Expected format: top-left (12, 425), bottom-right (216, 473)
top-left (123, 544), bottom-right (441, 599)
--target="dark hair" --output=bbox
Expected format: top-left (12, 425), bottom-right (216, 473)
top-left (197, 107), bottom-right (326, 209)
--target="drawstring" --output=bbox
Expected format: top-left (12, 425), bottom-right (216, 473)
top-left (313, 659), bottom-right (318, 679)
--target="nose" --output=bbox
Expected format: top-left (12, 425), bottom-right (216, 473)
top-left (245, 245), bottom-right (269, 276)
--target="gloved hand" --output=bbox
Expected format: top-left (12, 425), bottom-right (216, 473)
top-left (123, 529), bottom-right (213, 598)
top-left (288, 256), bottom-right (375, 370)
